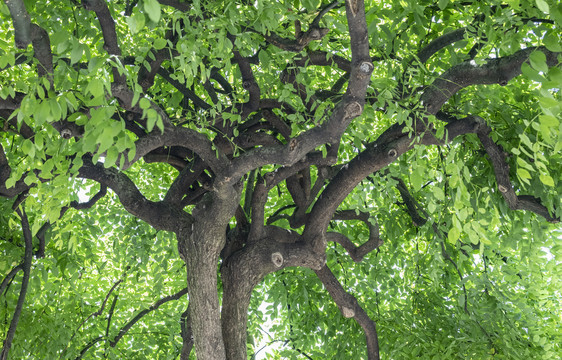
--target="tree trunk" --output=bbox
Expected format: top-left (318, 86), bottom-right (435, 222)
top-left (183, 246), bottom-right (226, 360)
top-left (221, 230), bottom-right (326, 359)
top-left (221, 257), bottom-right (255, 360)
top-left (178, 186), bottom-right (241, 360)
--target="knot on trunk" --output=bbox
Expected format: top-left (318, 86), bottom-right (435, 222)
top-left (271, 252), bottom-right (284, 267)
top-left (359, 61), bottom-right (373, 74)
top-left (289, 138), bottom-right (298, 152)
top-left (61, 128), bottom-right (72, 139)
top-left (342, 306), bottom-right (355, 318)
top-left (344, 101), bottom-right (362, 120)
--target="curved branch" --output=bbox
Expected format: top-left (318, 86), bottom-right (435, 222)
top-left (78, 158), bottom-right (190, 232)
top-left (394, 177), bottom-right (428, 226)
top-left (60, 277), bottom-right (122, 359)
top-left (30, 24), bottom-right (53, 84)
top-left (0, 263), bottom-right (23, 296)
top-left (0, 208), bottom-right (33, 360)
top-left (157, 68), bottom-right (212, 110)
top-left (314, 265), bottom-right (379, 360)
top-left (74, 336), bottom-right (104, 360)
top-left (33, 184), bottom-right (107, 258)
top-left (0, 144), bottom-right (34, 198)
top-left (311, 0), bottom-right (344, 28)
top-left (421, 47), bottom-right (561, 114)
top-left (475, 120), bottom-right (559, 223)
top-left (164, 156), bottom-right (207, 205)
top-left (303, 116), bottom-right (487, 251)
top-left (417, 28), bottom-right (467, 64)
top-left (327, 210), bottom-right (382, 262)
top-left (109, 287), bottom-right (188, 347)
top-left (4, 0), bottom-right (31, 48)
top-left (121, 125), bottom-right (226, 174)
top-left (232, 47), bottom-right (261, 119)
top-left (82, 0), bottom-right (126, 84)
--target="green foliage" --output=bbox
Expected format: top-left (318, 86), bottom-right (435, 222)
top-left (0, 0), bottom-right (561, 359)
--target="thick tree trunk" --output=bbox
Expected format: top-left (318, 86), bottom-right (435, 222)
top-left (221, 273), bottom-right (252, 360)
top-left (183, 247), bottom-right (226, 360)
top-left (221, 230), bottom-right (325, 359)
top-left (178, 185), bottom-right (241, 360)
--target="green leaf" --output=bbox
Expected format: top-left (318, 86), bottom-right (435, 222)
top-left (144, 0), bottom-right (161, 23)
top-left (521, 62), bottom-right (545, 83)
top-left (70, 44), bottom-right (84, 65)
top-left (517, 167), bottom-right (532, 180)
top-left (448, 226), bottom-right (460, 244)
top-left (126, 11), bottom-right (146, 34)
top-left (539, 174), bottom-right (555, 187)
top-left (127, 145), bottom-right (136, 162)
top-left (146, 108), bottom-right (158, 132)
top-left (22, 139), bottom-right (35, 158)
top-left (433, 187), bottom-right (445, 201)
top-left (535, 0), bottom-right (549, 13)
top-left (438, 0), bottom-right (449, 10)
top-left (538, 97), bottom-right (560, 116)
top-left (539, 114), bottom-right (559, 127)
top-left (104, 147), bottom-right (119, 168)
top-left (153, 38), bottom-right (167, 50)
top-left (86, 79), bottom-right (105, 98)
top-left (543, 31), bottom-right (562, 52)
top-left (139, 97), bottom-right (151, 110)
top-left (301, 0), bottom-right (320, 11)
top-left (529, 51), bottom-right (548, 73)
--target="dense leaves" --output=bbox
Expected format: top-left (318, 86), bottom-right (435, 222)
top-left (0, 0), bottom-right (561, 359)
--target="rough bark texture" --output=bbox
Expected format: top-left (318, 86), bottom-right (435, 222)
top-left (0, 1), bottom-right (560, 359)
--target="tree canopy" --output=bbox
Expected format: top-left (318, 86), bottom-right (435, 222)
top-left (1, 0), bottom-right (561, 359)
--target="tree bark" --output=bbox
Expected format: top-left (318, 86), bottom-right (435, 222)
top-left (221, 228), bottom-right (325, 360)
top-left (177, 185), bottom-right (241, 360)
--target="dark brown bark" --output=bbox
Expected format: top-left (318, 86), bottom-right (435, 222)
top-left (221, 226), bottom-right (325, 360)
top-left (110, 287), bottom-right (188, 347)
top-left (4, 0), bottom-right (31, 48)
top-left (315, 265), bottom-right (379, 360)
top-left (421, 47), bottom-right (561, 114)
top-left (178, 185), bottom-right (241, 360)
top-left (0, 208), bottom-right (33, 360)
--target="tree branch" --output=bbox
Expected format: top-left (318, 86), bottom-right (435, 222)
top-left (0, 207), bottom-right (33, 360)
top-left (421, 47), bottom-right (561, 114)
top-left (30, 24), bottom-right (53, 84)
top-left (327, 210), bottom-right (383, 262)
top-left (109, 287), bottom-right (188, 347)
top-left (231, 44), bottom-right (261, 119)
top-left (475, 119), bottom-right (559, 223)
top-left (121, 124), bottom-right (226, 174)
top-left (82, 0), bottom-right (126, 85)
top-left (4, 0), bottom-right (31, 48)
top-left (224, 0), bottom-right (373, 183)
top-left (0, 263), bottom-right (23, 296)
top-left (157, 68), bottom-right (212, 110)
top-left (60, 276), bottom-right (123, 360)
top-left (78, 158), bottom-right (191, 232)
top-left (314, 265), bottom-right (379, 360)
top-left (303, 116), bottom-right (487, 252)
top-left (158, 0), bottom-right (190, 12)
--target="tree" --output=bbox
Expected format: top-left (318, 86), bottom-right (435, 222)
top-left (0, 0), bottom-right (561, 358)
